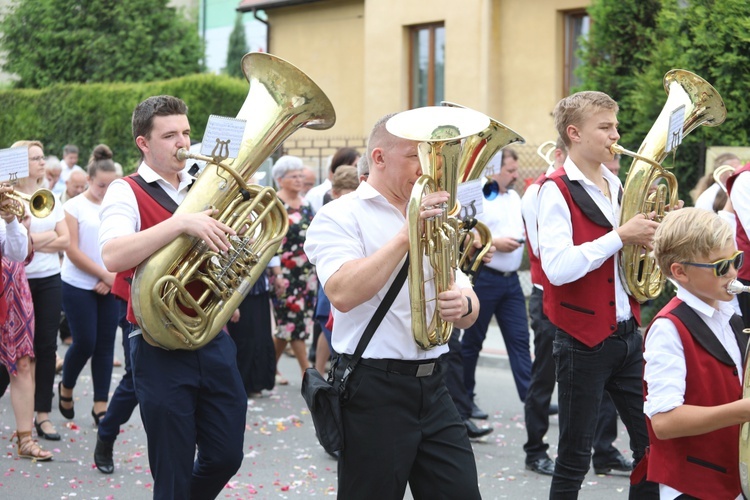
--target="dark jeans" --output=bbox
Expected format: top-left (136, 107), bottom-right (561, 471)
top-left (98, 299), bottom-right (137, 444)
top-left (339, 361), bottom-right (480, 499)
top-left (442, 329), bottom-right (473, 420)
top-left (462, 271), bottom-right (531, 402)
top-left (61, 282), bottom-right (119, 402)
top-left (28, 273), bottom-right (62, 413)
top-left (130, 332), bottom-right (246, 500)
top-left (524, 288), bottom-right (625, 465)
top-left (550, 324), bottom-right (658, 499)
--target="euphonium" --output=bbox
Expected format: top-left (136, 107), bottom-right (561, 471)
top-left (537, 140), bottom-right (557, 167)
top-left (735, 279), bottom-right (750, 497)
top-left (441, 101), bottom-right (526, 282)
top-left (131, 52), bottom-right (335, 350)
top-left (0, 187), bottom-right (55, 219)
top-left (387, 106), bottom-right (488, 349)
top-left (613, 69), bottom-right (726, 302)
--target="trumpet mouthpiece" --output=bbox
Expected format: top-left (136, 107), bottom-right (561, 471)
top-left (727, 279), bottom-right (750, 295)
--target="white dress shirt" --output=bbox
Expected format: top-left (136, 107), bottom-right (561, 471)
top-left (478, 185), bottom-right (525, 272)
top-left (0, 218), bottom-right (29, 262)
top-left (303, 178), bottom-right (331, 214)
top-left (521, 165), bottom-right (557, 288)
top-left (98, 162), bottom-right (194, 252)
top-left (305, 181), bottom-right (470, 360)
top-left (694, 182), bottom-right (721, 212)
top-left (643, 286), bottom-right (743, 500)
top-left (537, 157), bottom-right (632, 322)
top-left (730, 170), bottom-right (750, 238)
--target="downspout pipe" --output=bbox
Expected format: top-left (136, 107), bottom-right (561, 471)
top-left (252, 8), bottom-right (270, 53)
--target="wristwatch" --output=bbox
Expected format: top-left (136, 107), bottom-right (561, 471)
top-left (461, 296), bottom-right (473, 318)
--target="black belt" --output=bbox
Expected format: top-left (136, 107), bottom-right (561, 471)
top-left (484, 268), bottom-right (516, 278)
top-left (356, 357), bottom-right (436, 377)
top-left (609, 317), bottom-right (637, 338)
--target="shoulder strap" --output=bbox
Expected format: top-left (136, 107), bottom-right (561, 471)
top-left (336, 256), bottom-right (410, 388)
top-left (128, 174), bottom-right (179, 214)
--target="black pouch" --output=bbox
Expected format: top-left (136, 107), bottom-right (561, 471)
top-left (301, 366), bottom-right (344, 454)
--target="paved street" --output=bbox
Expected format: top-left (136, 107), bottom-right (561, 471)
top-left (0, 327), bottom-right (633, 499)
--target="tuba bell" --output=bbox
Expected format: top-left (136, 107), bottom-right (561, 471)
top-left (130, 52), bottom-right (336, 350)
top-left (612, 69), bottom-right (725, 302)
top-left (441, 101), bottom-right (526, 283)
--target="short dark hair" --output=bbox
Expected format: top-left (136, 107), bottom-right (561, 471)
top-left (63, 144), bottom-right (79, 156)
top-left (132, 95), bottom-right (188, 158)
top-left (330, 147), bottom-right (360, 174)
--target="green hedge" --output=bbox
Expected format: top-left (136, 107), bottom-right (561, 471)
top-left (0, 74), bottom-right (248, 173)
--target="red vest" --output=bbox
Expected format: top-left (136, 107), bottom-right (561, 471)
top-left (110, 176), bottom-right (173, 324)
top-left (642, 297), bottom-right (744, 499)
top-left (541, 171), bottom-right (640, 347)
top-left (727, 164), bottom-right (750, 280)
top-left (524, 173), bottom-right (547, 287)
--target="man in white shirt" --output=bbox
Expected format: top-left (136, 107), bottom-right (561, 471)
top-left (98, 95), bottom-right (246, 499)
top-left (461, 148), bottom-right (532, 416)
top-left (52, 144), bottom-right (81, 195)
top-left (305, 113), bottom-right (481, 499)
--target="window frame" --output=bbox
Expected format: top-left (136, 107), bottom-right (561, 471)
top-left (562, 9), bottom-right (590, 97)
top-left (408, 22), bottom-right (445, 109)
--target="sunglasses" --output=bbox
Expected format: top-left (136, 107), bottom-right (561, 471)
top-left (681, 250), bottom-right (744, 277)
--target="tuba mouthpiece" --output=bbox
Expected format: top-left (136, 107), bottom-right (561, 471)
top-left (727, 279), bottom-right (750, 295)
top-left (176, 148), bottom-right (191, 161)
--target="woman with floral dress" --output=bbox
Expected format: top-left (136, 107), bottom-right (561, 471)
top-left (271, 156), bottom-right (317, 382)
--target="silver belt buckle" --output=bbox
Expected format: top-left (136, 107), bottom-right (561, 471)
top-left (416, 363), bottom-right (435, 377)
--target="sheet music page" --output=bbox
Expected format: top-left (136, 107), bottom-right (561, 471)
top-left (200, 115), bottom-right (247, 159)
top-left (665, 105), bottom-right (686, 153)
top-left (0, 146), bottom-right (29, 183)
top-left (457, 179), bottom-right (484, 218)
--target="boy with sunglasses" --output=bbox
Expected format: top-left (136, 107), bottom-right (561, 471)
top-left (639, 207), bottom-right (748, 499)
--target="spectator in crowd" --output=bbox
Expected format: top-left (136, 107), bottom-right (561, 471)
top-left (603, 152), bottom-right (621, 177)
top-left (271, 155), bottom-right (317, 383)
top-left (304, 147), bottom-right (360, 212)
top-left (1, 185), bottom-right (53, 460)
top-left (357, 153), bottom-right (369, 182)
top-left (300, 166), bottom-right (316, 196)
top-left (58, 145), bottom-right (119, 428)
top-left (44, 156), bottom-right (62, 191)
top-left (11, 140), bottom-right (70, 442)
top-left (60, 168), bottom-right (87, 204)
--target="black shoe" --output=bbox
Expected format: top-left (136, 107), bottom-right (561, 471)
top-left (58, 381), bottom-right (75, 419)
top-left (548, 404), bottom-right (559, 416)
top-left (34, 419), bottom-right (61, 441)
top-left (593, 454), bottom-right (633, 475)
top-left (471, 401), bottom-right (488, 420)
top-left (94, 436), bottom-right (114, 474)
top-left (92, 408), bottom-right (106, 426)
top-left (464, 419), bottom-right (493, 439)
top-left (526, 457), bottom-right (555, 476)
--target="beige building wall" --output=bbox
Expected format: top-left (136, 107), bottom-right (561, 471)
top-left (263, 0), bottom-right (591, 155)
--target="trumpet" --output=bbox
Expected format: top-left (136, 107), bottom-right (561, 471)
top-left (0, 187), bottom-right (56, 219)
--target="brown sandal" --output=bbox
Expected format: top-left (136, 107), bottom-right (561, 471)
top-left (14, 431), bottom-right (53, 461)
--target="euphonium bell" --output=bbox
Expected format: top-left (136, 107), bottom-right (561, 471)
top-left (614, 69), bottom-right (726, 303)
top-left (130, 52), bottom-right (336, 350)
top-left (387, 106), bottom-right (489, 349)
top-left (0, 187), bottom-right (55, 219)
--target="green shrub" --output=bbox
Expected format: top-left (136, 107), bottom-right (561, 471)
top-left (0, 74), bottom-right (248, 173)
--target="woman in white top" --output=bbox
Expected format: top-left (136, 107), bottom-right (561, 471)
top-left (58, 145), bottom-right (119, 426)
top-left (11, 140), bottom-right (69, 441)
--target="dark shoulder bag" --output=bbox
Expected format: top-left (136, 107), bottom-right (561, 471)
top-left (301, 257), bottom-right (409, 455)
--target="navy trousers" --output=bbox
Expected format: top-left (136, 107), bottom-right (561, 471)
top-left (461, 270), bottom-right (531, 402)
top-left (130, 332), bottom-right (247, 500)
top-left (97, 299), bottom-right (137, 443)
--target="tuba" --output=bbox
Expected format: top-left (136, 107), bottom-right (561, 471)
top-left (131, 52), bottom-right (336, 350)
top-left (736, 279), bottom-right (750, 497)
top-left (612, 69), bottom-right (725, 302)
top-left (441, 101), bottom-right (526, 283)
top-left (386, 105), bottom-right (524, 349)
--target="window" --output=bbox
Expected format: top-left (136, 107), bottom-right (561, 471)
top-left (563, 10), bottom-right (590, 96)
top-left (409, 23), bottom-right (445, 108)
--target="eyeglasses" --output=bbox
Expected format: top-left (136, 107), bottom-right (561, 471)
top-left (29, 155), bottom-right (45, 162)
top-left (681, 250), bottom-right (744, 277)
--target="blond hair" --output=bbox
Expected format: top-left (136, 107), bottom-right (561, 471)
top-left (653, 208), bottom-right (734, 277)
top-left (332, 165), bottom-right (359, 193)
top-left (554, 91), bottom-right (619, 148)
